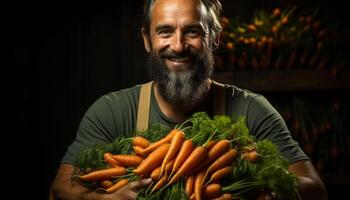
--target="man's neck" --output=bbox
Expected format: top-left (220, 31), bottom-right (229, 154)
top-left (153, 79), bottom-right (212, 123)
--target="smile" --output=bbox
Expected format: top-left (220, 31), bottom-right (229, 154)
top-left (168, 56), bottom-right (191, 62)
top-left (165, 57), bottom-right (193, 71)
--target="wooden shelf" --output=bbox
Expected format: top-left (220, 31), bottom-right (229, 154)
top-left (212, 69), bottom-right (350, 92)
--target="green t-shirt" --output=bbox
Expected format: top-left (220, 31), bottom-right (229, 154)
top-left (62, 82), bottom-right (308, 165)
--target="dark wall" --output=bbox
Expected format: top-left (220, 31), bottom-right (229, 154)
top-left (7, 0), bottom-right (348, 199)
top-left (8, 2), bottom-right (148, 199)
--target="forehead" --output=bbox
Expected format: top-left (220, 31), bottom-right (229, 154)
top-left (150, 0), bottom-right (207, 25)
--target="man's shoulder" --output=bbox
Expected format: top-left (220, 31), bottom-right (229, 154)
top-left (222, 83), bottom-right (268, 115)
top-left (223, 83), bottom-right (261, 100)
top-left (101, 83), bottom-right (142, 101)
top-left (86, 84), bottom-right (144, 112)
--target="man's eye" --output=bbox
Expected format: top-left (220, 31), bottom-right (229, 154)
top-left (186, 30), bottom-right (201, 37)
top-left (158, 30), bottom-right (172, 37)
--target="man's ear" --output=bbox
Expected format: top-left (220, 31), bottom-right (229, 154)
top-left (141, 27), bottom-right (151, 53)
top-left (212, 33), bottom-right (221, 50)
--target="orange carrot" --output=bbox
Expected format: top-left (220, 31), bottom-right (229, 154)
top-left (204, 149), bottom-right (237, 182)
top-left (112, 154), bottom-right (143, 167)
top-left (152, 159), bottom-right (175, 180)
top-left (79, 166), bottom-right (126, 181)
top-left (206, 140), bottom-right (231, 163)
top-left (185, 175), bottom-right (195, 196)
top-left (132, 136), bottom-right (150, 148)
top-left (170, 139), bottom-right (194, 176)
top-left (167, 146), bottom-right (207, 186)
top-left (206, 166), bottom-right (233, 185)
top-left (187, 140), bottom-right (230, 175)
top-left (160, 130), bottom-right (185, 176)
top-left (194, 170), bottom-right (207, 200)
top-left (133, 146), bottom-right (145, 155)
top-left (242, 150), bottom-right (258, 163)
top-left (189, 193), bottom-right (195, 200)
top-left (207, 140), bottom-right (218, 150)
top-left (151, 175), bottom-right (168, 193)
top-left (210, 193), bottom-right (232, 200)
top-left (204, 183), bottom-right (222, 199)
top-left (133, 143), bottom-right (170, 175)
top-left (165, 159), bottom-right (175, 176)
top-left (103, 152), bottom-right (120, 167)
top-left (205, 140), bottom-right (230, 164)
top-left (100, 180), bottom-right (114, 189)
top-left (139, 129), bottom-right (177, 156)
top-left (150, 166), bottom-right (161, 181)
top-left (105, 179), bottom-right (129, 193)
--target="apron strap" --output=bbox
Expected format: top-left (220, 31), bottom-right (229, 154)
top-left (212, 80), bottom-right (226, 116)
top-left (136, 81), bottom-right (153, 132)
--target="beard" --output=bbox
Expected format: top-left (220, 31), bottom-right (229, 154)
top-left (147, 46), bottom-right (214, 105)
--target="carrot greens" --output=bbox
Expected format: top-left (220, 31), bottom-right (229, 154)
top-left (136, 123), bottom-right (171, 143)
top-left (230, 139), bottom-right (298, 199)
top-left (74, 137), bottom-right (131, 170)
top-left (187, 112), bottom-right (216, 145)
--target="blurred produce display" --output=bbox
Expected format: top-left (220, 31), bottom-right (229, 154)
top-left (269, 94), bottom-right (350, 176)
top-left (215, 6), bottom-right (350, 75)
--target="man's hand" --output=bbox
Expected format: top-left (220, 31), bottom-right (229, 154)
top-left (107, 178), bottom-right (152, 200)
top-left (49, 164), bottom-right (152, 200)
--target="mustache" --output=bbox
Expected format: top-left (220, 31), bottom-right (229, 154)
top-left (158, 49), bottom-right (197, 60)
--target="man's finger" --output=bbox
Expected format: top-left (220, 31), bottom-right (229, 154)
top-left (129, 178), bottom-right (152, 191)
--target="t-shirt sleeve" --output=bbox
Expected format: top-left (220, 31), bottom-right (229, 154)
top-left (61, 95), bottom-right (118, 164)
top-left (246, 95), bottom-right (309, 164)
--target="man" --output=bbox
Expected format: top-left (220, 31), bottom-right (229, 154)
top-left (49, 0), bottom-right (328, 199)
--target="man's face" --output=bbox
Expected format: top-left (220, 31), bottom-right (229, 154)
top-left (143, 0), bottom-right (214, 105)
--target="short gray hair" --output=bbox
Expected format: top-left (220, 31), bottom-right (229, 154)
top-left (142, 0), bottom-right (222, 43)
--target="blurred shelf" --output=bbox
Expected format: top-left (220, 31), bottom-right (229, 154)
top-left (212, 69), bottom-right (350, 92)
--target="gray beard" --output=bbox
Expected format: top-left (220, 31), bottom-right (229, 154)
top-left (147, 49), bottom-right (214, 105)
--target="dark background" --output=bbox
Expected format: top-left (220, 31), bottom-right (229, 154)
top-left (6, 0), bottom-right (349, 199)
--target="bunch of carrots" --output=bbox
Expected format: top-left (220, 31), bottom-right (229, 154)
top-left (72, 112), bottom-right (297, 200)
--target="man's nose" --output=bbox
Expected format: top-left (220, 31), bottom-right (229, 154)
top-left (170, 31), bottom-right (187, 53)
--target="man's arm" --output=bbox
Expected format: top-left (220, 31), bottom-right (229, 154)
top-left (288, 160), bottom-right (327, 200)
top-left (49, 164), bottom-right (151, 200)
top-left (242, 94), bottom-right (327, 199)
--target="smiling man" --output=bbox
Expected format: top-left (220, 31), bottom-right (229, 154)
top-left (143, 0), bottom-right (218, 120)
top-left (49, 0), bottom-right (328, 199)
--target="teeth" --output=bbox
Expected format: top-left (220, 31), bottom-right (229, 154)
top-left (170, 57), bottom-right (190, 62)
